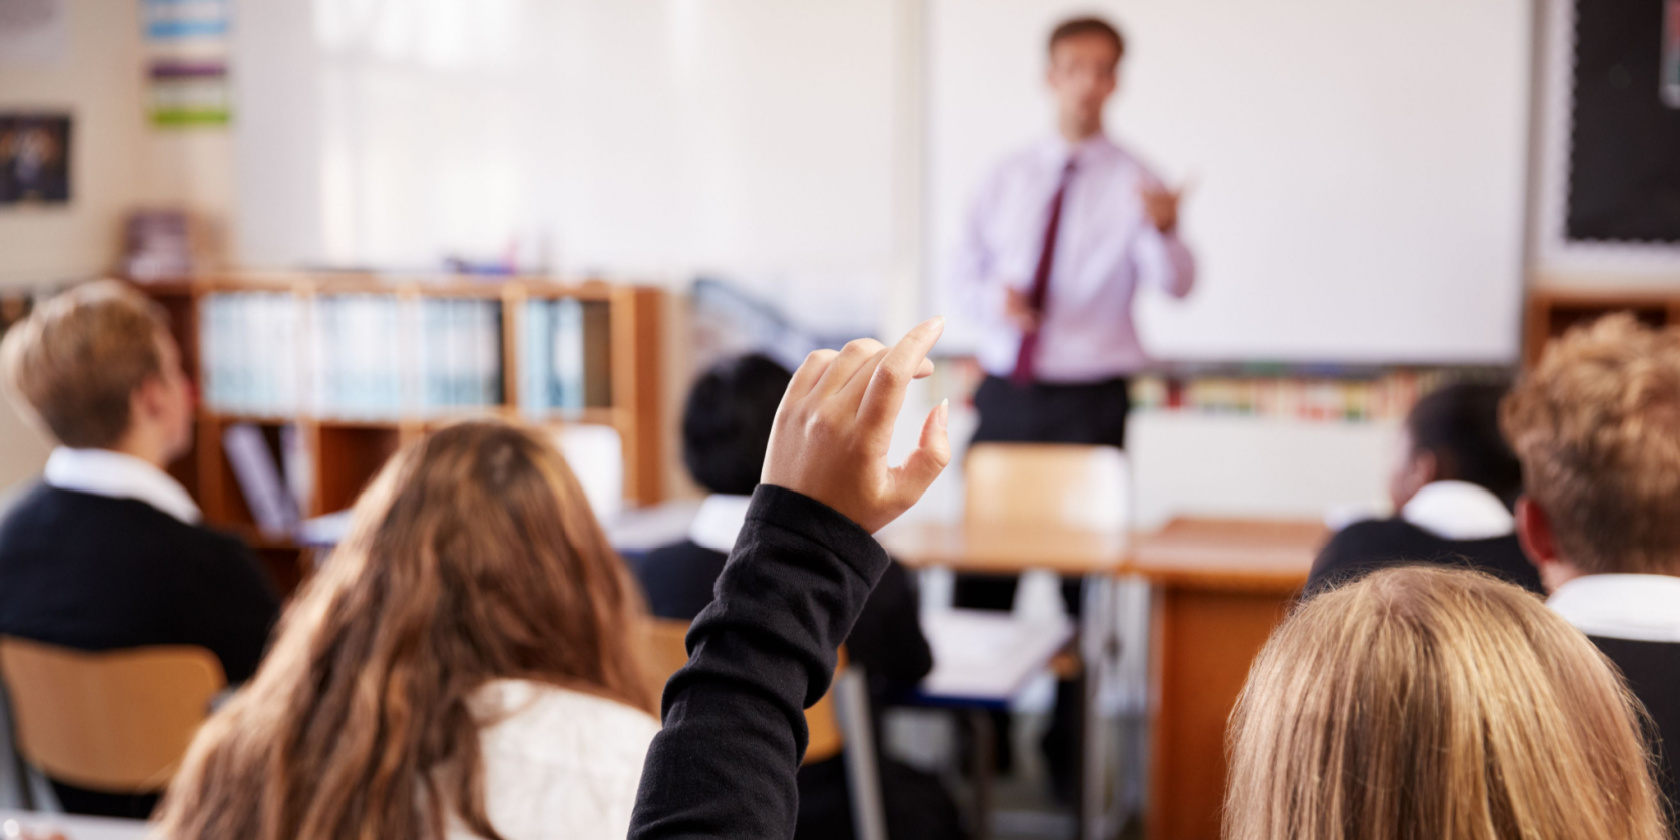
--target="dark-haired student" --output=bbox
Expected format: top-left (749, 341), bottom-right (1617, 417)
top-left (0, 281), bottom-right (280, 819)
top-left (1305, 381), bottom-right (1541, 597)
top-left (633, 353), bottom-right (962, 840)
top-left (1502, 315), bottom-right (1680, 828)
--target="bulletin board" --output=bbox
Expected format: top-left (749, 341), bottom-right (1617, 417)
top-left (1565, 0), bottom-right (1680, 243)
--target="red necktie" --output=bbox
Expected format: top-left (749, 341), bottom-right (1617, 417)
top-left (1012, 160), bottom-right (1076, 385)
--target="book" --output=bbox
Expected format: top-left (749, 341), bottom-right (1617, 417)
top-left (222, 422), bottom-right (300, 538)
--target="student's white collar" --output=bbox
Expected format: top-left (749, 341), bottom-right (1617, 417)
top-left (688, 494), bottom-right (752, 554)
top-left (1400, 480), bottom-right (1513, 541)
top-left (1548, 574), bottom-right (1680, 644)
top-left (43, 447), bottom-right (202, 525)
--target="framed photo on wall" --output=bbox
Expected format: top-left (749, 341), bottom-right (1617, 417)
top-left (0, 112), bottom-right (71, 205)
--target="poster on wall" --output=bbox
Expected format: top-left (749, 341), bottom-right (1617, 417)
top-left (0, 113), bottom-right (70, 205)
top-left (144, 0), bottom-right (232, 127)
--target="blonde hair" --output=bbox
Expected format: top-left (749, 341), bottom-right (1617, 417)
top-left (155, 421), bottom-right (653, 840)
top-left (0, 280), bottom-right (168, 448)
top-left (1226, 566), bottom-right (1665, 840)
top-left (1500, 314), bottom-right (1680, 575)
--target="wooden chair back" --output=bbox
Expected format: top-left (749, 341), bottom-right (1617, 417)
top-left (0, 637), bottom-right (225, 792)
top-left (965, 443), bottom-right (1128, 533)
top-left (641, 618), bottom-right (846, 764)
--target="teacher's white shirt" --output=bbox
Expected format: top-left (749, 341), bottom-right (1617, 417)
top-left (952, 134), bottom-right (1195, 382)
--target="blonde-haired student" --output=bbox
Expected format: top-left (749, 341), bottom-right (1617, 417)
top-left (1225, 566), bottom-right (1665, 840)
top-left (0, 280), bottom-right (279, 818)
top-left (1502, 313), bottom-right (1680, 820)
top-left (155, 421), bottom-right (658, 840)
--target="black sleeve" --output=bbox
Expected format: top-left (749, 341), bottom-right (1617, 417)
top-left (843, 560), bottom-right (933, 695)
top-left (173, 535), bottom-right (282, 684)
top-left (630, 484), bottom-right (892, 840)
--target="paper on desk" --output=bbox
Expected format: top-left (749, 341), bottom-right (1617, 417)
top-left (920, 609), bottom-right (1074, 702)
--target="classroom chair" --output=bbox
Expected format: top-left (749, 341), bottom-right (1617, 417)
top-left (0, 637), bottom-right (225, 805)
top-left (641, 619), bottom-right (885, 840)
top-left (964, 443), bottom-right (1128, 534)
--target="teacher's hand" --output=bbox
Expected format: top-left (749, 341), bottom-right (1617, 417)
top-left (1140, 181), bottom-right (1186, 234)
top-left (1004, 287), bottom-right (1041, 334)
top-left (762, 318), bottom-right (951, 534)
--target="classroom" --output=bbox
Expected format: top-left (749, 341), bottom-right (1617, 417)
top-left (1, 0), bottom-right (1678, 838)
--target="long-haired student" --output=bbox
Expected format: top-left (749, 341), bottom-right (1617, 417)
top-left (1226, 565), bottom-right (1665, 840)
top-left (155, 422), bottom-right (658, 840)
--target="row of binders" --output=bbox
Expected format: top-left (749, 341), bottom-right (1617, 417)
top-left (200, 292), bottom-right (611, 419)
top-left (518, 298), bottom-right (612, 413)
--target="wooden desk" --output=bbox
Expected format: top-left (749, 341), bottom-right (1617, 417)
top-left (879, 521), bottom-right (1127, 576)
top-left (1129, 518), bottom-right (1326, 840)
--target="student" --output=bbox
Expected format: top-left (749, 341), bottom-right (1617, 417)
top-left (0, 281), bottom-right (280, 818)
top-left (1501, 314), bottom-right (1680, 823)
top-left (629, 322), bottom-right (955, 837)
top-left (1306, 381), bottom-right (1540, 596)
top-left (634, 353), bottom-right (960, 840)
top-left (155, 422), bottom-right (658, 840)
top-left (1225, 566), bottom-right (1666, 840)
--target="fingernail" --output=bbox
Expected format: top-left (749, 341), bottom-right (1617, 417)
top-left (922, 316), bottom-right (945, 331)
top-left (937, 398), bottom-right (950, 430)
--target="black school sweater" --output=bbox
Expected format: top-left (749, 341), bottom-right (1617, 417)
top-left (633, 538), bottom-right (932, 696)
top-left (1592, 636), bottom-right (1680, 830)
top-left (0, 484), bottom-right (280, 683)
top-left (1305, 518), bottom-right (1543, 598)
top-left (630, 485), bottom-right (892, 840)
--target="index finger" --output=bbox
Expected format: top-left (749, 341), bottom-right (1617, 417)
top-left (857, 317), bottom-right (944, 428)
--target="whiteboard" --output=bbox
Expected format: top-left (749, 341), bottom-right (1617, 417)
top-left (927, 0), bottom-right (1532, 364)
top-left (231, 0), bottom-right (900, 333)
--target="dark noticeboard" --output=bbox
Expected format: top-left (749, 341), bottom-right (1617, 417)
top-left (1565, 0), bottom-right (1680, 243)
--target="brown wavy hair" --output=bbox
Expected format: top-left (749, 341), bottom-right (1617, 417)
top-left (1226, 566), bottom-right (1665, 840)
top-left (155, 421), bottom-right (654, 840)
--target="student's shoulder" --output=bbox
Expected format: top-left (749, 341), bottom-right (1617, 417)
top-left (1309, 518), bottom-right (1429, 586)
top-left (636, 539), bottom-right (727, 579)
top-left (1322, 517), bottom-right (1432, 552)
top-left (474, 679), bottom-right (659, 764)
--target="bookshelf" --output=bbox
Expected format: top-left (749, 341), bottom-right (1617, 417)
top-left (1524, 288), bottom-right (1680, 365)
top-left (134, 274), bottom-right (665, 592)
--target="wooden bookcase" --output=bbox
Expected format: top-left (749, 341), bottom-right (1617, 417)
top-left (135, 274), bottom-right (665, 593)
top-left (1524, 288), bottom-right (1680, 365)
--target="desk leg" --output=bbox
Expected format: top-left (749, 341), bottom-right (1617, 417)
top-left (1078, 574), bottom-right (1120, 840)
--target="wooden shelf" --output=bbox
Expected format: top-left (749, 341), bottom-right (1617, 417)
top-left (1524, 288), bottom-right (1680, 365)
top-left (138, 272), bottom-right (666, 595)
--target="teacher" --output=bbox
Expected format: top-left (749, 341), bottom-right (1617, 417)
top-left (953, 16), bottom-right (1194, 451)
top-left (948, 16), bottom-right (1196, 791)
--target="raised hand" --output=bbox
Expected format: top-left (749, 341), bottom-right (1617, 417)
top-left (761, 318), bottom-right (951, 533)
top-left (1003, 287), bottom-right (1041, 334)
top-left (1140, 180), bottom-right (1187, 234)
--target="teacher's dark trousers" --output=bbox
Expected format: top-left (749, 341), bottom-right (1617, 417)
top-left (959, 373), bottom-right (1130, 792)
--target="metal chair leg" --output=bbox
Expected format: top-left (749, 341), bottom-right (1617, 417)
top-left (834, 668), bottom-right (888, 840)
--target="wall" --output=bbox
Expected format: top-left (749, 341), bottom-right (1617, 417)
top-left (0, 0), bottom-right (149, 495)
top-left (0, 0), bottom-right (148, 287)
